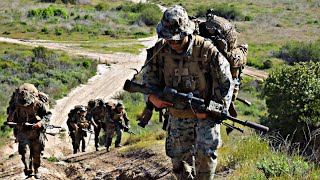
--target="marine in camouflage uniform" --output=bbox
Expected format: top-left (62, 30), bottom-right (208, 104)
top-left (70, 106), bottom-right (90, 154)
top-left (6, 83), bottom-right (51, 179)
top-left (88, 99), bottom-right (108, 151)
top-left (143, 5), bottom-right (234, 180)
top-left (105, 103), bottom-right (130, 151)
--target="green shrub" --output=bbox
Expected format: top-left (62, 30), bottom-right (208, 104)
top-left (72, 24), bottom-right (86, 32)
top-left (257, 154), bottom-right (310, 178)
top-left (82, 59), bottom-right (91, 69)
top-left (41, 27), bottom-right (49, 34)
top-left (262, 60), bottom-right (273, 69)
top-left (27, 6), bottom-right (69, 19)
top-left (84, 14), bottom-right (93, 20)
top-left (73, 15), bottom-right (81, 21)
top-left (29, 62), bottom-right (47, 73)
top-left (139, 4), bottom-right (162, 26)
top-left (47, 156), bottom-right (58, 162)
top-left (104, 29), bottom-right (116, 37)
top-left (95, 3), bottom-right (108, 11)
top-left (276, 40), bottom-right (320, 64)
top-left (192, 4), bottom-right (244, 20)
top-left (117, 3), bottom-right (162, 26)
top-left (133, 31), bottom-right (149, 38)
top-left (55, 27), bottom-right (63, 36)
top-left (53, 7), bottom-right (70, 19)
top-left (264, 62), bottom-right (320, 145)
top-left (244, 15), bottom-right (254, 21)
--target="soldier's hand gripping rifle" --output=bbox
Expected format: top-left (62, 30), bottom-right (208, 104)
top-left (4, 121), bottom-right (62, 136)
top-left (119, 123), bottom-right (136, 135)
top-left (123, 80), bottom-right (269, 132)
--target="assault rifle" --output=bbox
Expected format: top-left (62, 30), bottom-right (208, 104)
top-left (123, 80), bottom-right (269, 132)
top-left (119, 123), bottom-right (136, 135)
top-left (4, 121), bottom-right (62, 136)
top-left (81, 128), bottom-right (94, 134)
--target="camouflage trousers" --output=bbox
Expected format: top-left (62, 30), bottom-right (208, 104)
top-left (94, 121), bottom-right (106, 148)
top-left (166, 116), bottom-right (222, 180)
top-left (74, 129), bottom-right (86, 153)
top-left (105, 122), bottom-right (122, 147)
top-left (16, 128), bottom-right (45, 173)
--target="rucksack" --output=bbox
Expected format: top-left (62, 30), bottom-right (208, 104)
top-left (193, 11), bottom-right (248, 80)
top-left (7, 83), bottom-right (50, 121)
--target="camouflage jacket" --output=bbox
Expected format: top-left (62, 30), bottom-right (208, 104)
top-left (108, 109), bottom-right (130, 127)
top-left (142, 34), bottom-right (234, 113)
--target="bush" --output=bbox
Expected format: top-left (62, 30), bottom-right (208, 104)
top-left (82, 59), bottom-right (91, 69)
top-left (95, 3), bottom-right (108, 11)
top-left (192, 4), bottom-right (244, 20)
top-left (264, 62), bottom-right (320, 147)
top-left (276, 40), bottom-right (320, 64)
top-left (257, 154), bottom-right (310, 178)
top-left (27, 6), bottom-right (69, 19)
top-left (41, 27), bottom-right (49, 34)
top-left (55, 27), bottom-right (63, 36)
top-left (117, 3), bottom-right (162, 26)
top-left (139, 4), bottom-right (162, 26)
top-left (244, 15), bottom-right (254, 21)
top-left (84, 14), bottom-right (93, 20)
top-left (263, 60), bottom-right (273, 69)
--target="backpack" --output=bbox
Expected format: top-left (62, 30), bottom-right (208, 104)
top-left (193, 11), bottom-right (248, 80)
top-left (7, 83), bottom-right (50, 121)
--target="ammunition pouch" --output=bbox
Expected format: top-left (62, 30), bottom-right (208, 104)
top-left (168, 107), bottom-right (196, 119)
top-left (78, 122), bottom-right (89, 129)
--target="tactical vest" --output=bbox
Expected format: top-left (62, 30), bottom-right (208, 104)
top-left (152, 35), bottom-right (219, 118)
top-left (110, 109), bottom-right (126, 124)
top-left (75, 114), bottom-right (89, 129)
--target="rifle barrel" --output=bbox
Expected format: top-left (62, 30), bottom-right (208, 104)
top-left (227, 115), bottom-right (269, 132)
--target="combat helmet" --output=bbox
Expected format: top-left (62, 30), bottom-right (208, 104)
top-left (115, 102), bottom-right (125, 109)
top-left (15, 83), bottom-right (38, 106)
top-left (156, 5), bottom-right (195, 40)
top-left (97, 98), bottom-right (105, 106)
top-left (88, 99), bottom-right (96, 108)
top-left (78, 106), bottom-right (87, 112)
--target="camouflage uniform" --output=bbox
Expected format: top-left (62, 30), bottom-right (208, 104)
top-left (89, 99), bottom-right (108, 150)
top-left (143, 5), bottom-right (234, 180)
top-left (70, 107), bottom-right (89, 154)
top-left (105, 103), bottom-right (130, 151)
top-left (7, 83), bottom-right (51, 178)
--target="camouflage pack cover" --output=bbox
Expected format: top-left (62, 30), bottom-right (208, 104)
top-left (205, 14), bottom-right (238, 51)
top-left (15, 83), bottom-right (39, 106)
top-left (156, 5), bottom-right (195, 40)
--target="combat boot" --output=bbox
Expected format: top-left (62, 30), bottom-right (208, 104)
top-left (115, 144), bottom-right (122, 148)
top-left (24, 168), bottom-right (33, 176)
top-left (34, 168), bottom-right (41, 179)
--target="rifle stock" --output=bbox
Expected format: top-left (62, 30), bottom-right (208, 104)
top-left (123, 80), bottom-right (269, 132)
